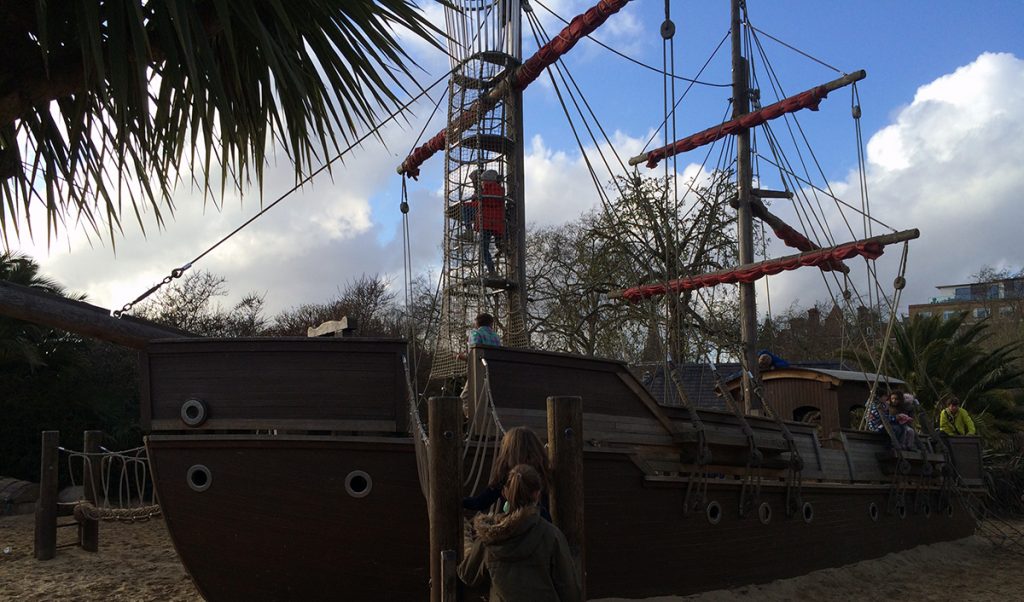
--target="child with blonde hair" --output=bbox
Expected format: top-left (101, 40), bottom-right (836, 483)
top-left (459, 464), bottom-right (581, 601)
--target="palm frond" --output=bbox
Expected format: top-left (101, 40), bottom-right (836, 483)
top-left (0, 0), bottom-right (444, 245)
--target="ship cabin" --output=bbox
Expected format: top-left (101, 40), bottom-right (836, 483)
top-left (724, 367), bottom-right (902, 438)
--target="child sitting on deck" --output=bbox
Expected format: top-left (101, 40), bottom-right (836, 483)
top-left (459, 464), bottom-right (581, 602)
top-left (865, 392), bottom-right (917, 450)
top-left (887, 391), bottom-right (918, 451)
top-left (865, 394), bottom-right (887, 433)
top-left (463, 426), bottom-right (552, 521)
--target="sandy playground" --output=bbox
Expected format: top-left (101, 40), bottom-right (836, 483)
top-left (2, 513), bottom-right (1024, 601)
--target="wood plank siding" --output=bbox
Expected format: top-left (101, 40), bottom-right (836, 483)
top-left (141, 338), bottom-right (409, 433)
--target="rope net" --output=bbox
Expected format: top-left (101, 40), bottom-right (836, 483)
top-left (408, 355), bottom-right (507, 501)
top-left (60, 444), bottom-right (160, 522)
top-left (428, 1), bottom-right (529, 386)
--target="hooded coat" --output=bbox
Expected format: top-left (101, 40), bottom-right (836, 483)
top-left (458, 506), bottom-right (581, 602)
top-left (939, 407), bottom-right (976, 436)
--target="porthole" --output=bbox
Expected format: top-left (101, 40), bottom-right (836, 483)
top-left (345, 470), bottom-right (372, 498)
top-left (180, 398), bottom-right (208, 427)
top-left (757, 502), bottom-right (772, 525)
top-left (706, 500), bottom-right (722, 525)
top-left (946, 504), bottom-right (954, 518)
top-left (801, 502), bottom-right (814, 524)
top-left (922, 502), bottom-right (931, 518)
top-left (897, 503), bottom-right (907, 520)
top-left (868, 502), bottom-right (879, 522)
top-left (187, 465), bottom-right (212, 492)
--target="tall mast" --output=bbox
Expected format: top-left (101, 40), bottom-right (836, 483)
top-left (427, 1), bottom-right (529, 388)
top-left (731, 0), bottom-right (759, 414)
top-left (504, 1), bottom-right (529, 349)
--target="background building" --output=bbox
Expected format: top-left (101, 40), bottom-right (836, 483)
top-left (909, 277), bottom-right (1024, 324)
top-left (909, 276), bottom-right (1024, 374)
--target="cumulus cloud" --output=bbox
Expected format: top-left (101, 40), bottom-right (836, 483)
top-left (758, 52), bottom-right (1024, 314)
top-left (15, 110), bottom-right (445, 316)
top-left (870, 53), bottom-right (1024, 300)
top-left (14, 25), bottom-right (1022, 333)
top-left (523, 128), bottom-right (706, 227)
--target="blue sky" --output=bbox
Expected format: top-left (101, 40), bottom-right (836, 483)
top-left (15, 0), bottom-right (1024, 321)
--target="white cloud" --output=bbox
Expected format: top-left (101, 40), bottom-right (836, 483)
top-left (11, 10), bottom-right (1021, 342)
top-left (524, 128), bottom-right (701, 227)
top-left (13, 105), bottom-right (444, 317)
top-left (760, 52), bottom-right (1024, 315)
top-left (867, 53), bottom-right (1024, 295)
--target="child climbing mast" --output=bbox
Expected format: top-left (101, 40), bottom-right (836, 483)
top-left (459, 464), bottom-right (582, 601)
top-left (461, 168), bottom-right (506, 275)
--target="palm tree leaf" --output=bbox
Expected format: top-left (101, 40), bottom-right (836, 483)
top-left (0, 0), bottom-right (445, 243)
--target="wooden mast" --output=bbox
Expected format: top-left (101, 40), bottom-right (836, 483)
top-left (731, 0), bottom-right (759, 414)
top-left (506, 0), bottom-right (529, 346)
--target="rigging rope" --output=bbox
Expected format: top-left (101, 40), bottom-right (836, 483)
top-left (114, 65), bottom-right (458, 317)
top-left (523, 9), bottom-right (630, 185)
top-left (533, 0), bottom-right (730, 88)
top-left (638, 33), bottom-right (731, 157)
top-left (400, 180), bottom-right (419, 394)
top-left (747, 25), bottom-right (844, 74)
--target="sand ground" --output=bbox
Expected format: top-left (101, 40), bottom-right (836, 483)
top-left (2, 513), bottom-right (1024, 601)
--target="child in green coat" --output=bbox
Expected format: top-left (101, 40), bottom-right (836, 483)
top-left (459, 464), bottom-right (581, 602)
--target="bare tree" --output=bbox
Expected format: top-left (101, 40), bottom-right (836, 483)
top-left (520, 172), bottom-right (744, 364)
top-left (588, 172), bottom-right (742, 362)
top-left (134, 271), bottom-right (267, 337)
top-left (526, 221), bottom-right (641, 358)
top-left (269, 273), bottom-right (400, 337)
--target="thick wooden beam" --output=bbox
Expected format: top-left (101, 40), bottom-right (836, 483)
top-left (547, 396), bottom-right (586, 600)
top-left (80, 430), bottom-right (102, 553)
top-left (33, 430), bottom-right (59, 561)
top-left (0, 281), bottom-right (190, 348)
top-left (428, 397), bottom-right (462, 602)
top-left (752, 188), bottom-right (795, 199)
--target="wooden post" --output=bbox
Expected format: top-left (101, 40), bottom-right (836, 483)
top-left (34, 430), bottom-right (59, 560)
top-left (80, 430), bottom-right (102, 552)
top-left (0, 280), bottom-right (190, 348)
top-left (440, 549), bottom-right (458, 602)
top-left (547, 396), bottom-right (585, 599)
top-left (428, 397), bottom-right (462, 602)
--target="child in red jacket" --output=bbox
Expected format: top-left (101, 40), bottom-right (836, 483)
top-left (462, 169), bottom-right (506, 274)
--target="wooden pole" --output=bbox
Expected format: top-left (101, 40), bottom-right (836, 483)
top-left (730, 0), bottom-right (759, 414)
top-left (547, 396), bottom-right (585, 599)
top-left (33, 430), bottom-right (59, 561)
top-left (80, 430), bottom-right (102, 553)
top-left (0, 281), bottom-right (191, 349)
top-left (440, 549), bottom-right (458, 602)
top-left (428, 397), bottom-right (462, 602)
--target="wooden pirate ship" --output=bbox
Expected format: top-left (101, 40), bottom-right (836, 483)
top-left (1, 1), bottom-right (988, 600)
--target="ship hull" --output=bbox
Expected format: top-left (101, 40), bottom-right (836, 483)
top-left (149, 434), bottom-right (975, 601)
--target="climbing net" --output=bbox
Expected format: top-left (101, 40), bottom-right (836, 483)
top-left (60, 443), bottom-right (161, 522)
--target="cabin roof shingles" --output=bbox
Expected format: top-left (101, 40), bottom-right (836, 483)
top-left (636, 360), bottom-right (849, 411)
